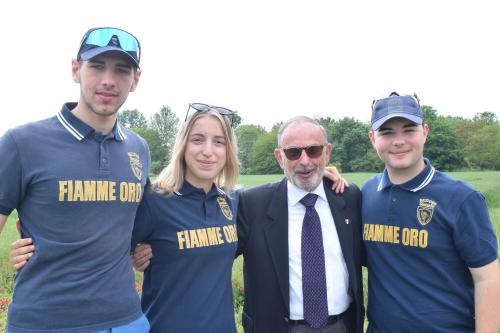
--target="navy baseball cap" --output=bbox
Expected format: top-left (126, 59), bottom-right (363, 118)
top-left (77, 27), bottom-right (141, 68)
top-left (371, 92), bottom-right (423, 131)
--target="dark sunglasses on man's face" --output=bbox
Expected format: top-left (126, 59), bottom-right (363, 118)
top-left (281, 145), bottom-right (325, 161)
top-left (186, 103), bottom-right (235, 123)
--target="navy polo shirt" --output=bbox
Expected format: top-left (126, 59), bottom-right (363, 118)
top-left (362, 159), bottom-right (498, 333)
top-left (0, 103), bottom-right (150, 333)
top-left (132, 181), bottom-right (239, 333)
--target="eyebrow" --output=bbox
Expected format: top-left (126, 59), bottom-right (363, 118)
top-left (190, 133), bottom-right (226, 140)
top-left (87, 59), bottom-right (104, 65)
top-left (116, 62), bottom-right (133, 70)
top-left (379, 122), bottom-right (418, 131)
top-left (87, 59), bottom-right (133, 69)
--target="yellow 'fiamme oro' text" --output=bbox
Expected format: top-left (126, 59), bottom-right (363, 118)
top-left (363, 223), bottom-right (428, 248)
top-left (177, 224), bottom-right (238, 250)
top-left (59, 180), bottom-right (142, 202)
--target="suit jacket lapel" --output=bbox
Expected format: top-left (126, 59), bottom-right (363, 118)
top-left (323, 182), bottom-right (356, 292)
top-left (263, 178), bottom-right (290, 313)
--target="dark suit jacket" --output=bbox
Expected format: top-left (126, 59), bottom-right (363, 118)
top-left (237, 177), bottom-right (364, 333)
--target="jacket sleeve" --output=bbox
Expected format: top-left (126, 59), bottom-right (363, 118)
top-left (236, 189), bottom-right (252, 257)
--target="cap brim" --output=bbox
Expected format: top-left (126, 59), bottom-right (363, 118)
top-left (79, 46), bottom-right (139, 68)
top-left (372, 113), bottom-right (423, 131)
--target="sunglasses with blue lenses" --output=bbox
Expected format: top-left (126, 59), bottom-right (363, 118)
top-left (81, 27), bottom-right (141, 61)
top-left (186, 103), bottom-right (235, 123)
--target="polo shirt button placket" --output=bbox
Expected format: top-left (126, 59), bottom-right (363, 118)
top-left (99, 138), bottom-right (111, 173)
top-left (388, 188), bottom-right (397, 218)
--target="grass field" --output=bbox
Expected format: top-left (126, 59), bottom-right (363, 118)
top-left (1, 171), bottom-right (499, 332)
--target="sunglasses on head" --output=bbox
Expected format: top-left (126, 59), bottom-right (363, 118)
top-left (81, 27), bottom-right (141, 62)
top-left (281, 145), bottom-right (325, 161)
top-left (186, 103), bottom-right (235, 123)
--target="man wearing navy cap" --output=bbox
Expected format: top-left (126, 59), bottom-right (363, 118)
top-left (363, 92), bottom-right (500, 332)
top-left (0, 27), bottom-right (150, 333)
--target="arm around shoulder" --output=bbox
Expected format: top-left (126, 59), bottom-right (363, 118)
top-left (236, 190), bottom-right (250, 257)
top-left (131, 188), bottom-right (154, 248)
top-left (235, 183), bottom-right (275, 257)
top-left (342, 182), bottom-right (362, 211)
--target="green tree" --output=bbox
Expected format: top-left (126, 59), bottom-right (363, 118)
top-left (473, 111), bottom-right (498, 125)
top-left (350, 147), bottom-right (384, 173)
top-left (422, 105), bottom-right (438, 123)
top-left (441, 115), bottom-right (467, 129)
top-left (317, 117), bottom-right (336, 145)
top-left (235, 124), bottom-right (266, 174)
top-left (452, 114), bottom-right (500, 169)
top-left (118, 109), bottom-right (147, 129)
top-left (330, 118), bottom-right (378, 172)
top-left (272, 122), bottom-right (284, 134)
top-left (422, 106), bottom-right (465, 170)
top-left (150, 106), bottom-right (179, 165)
top-left (451, 119), bottom-right (482, 168)
top-left (134, 127), bottom-right (165, 174)
top-left (231, 112), bottom-right (243, 128)
top-left (466, 125), bottom-right (500, 170)
top-left (249, 131), bottom-right (281, 174)
top-left (424, 121), bottom-right (464, 171)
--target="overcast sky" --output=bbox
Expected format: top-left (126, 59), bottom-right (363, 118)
top-left (1, 0), bottom-right (499, 135)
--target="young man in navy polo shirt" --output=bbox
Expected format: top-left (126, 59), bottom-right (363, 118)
top-left (362, 92), bottom-right (500, 332)
top-left (0, 27), bottom-right (150, 333)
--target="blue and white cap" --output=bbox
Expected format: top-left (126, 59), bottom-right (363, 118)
top-left (371, 92), bottom-right (423, 131)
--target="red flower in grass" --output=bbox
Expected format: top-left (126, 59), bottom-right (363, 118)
top-left (0, 298), bottom-right (11, 312)
top-left (135, 281), bottom-right (142, 294)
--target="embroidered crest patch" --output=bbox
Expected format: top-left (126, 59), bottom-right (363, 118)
top-left (128, 152), bottom-right (143, 181)
top-left (417, 198), bottom-right (437, 226)
top-left (217, 196), bottom-right (233, 221)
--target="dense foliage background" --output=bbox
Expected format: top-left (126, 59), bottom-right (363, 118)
top-left (118, 106), bottom-right (500, 174)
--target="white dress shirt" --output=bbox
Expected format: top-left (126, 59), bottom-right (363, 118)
top-left (288, 180), bottom-right (352, 319)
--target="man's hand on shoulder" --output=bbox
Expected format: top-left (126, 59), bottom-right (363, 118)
top-left (324, 166), bottom-right (349, 194)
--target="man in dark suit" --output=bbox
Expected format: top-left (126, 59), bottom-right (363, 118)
top-left (237, 116), bottom-right (364, 333)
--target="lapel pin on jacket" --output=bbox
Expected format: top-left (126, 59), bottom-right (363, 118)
top-left (345, 218), bottom-right (350, 224)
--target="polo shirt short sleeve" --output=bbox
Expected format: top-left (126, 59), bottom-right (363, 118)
top-left (454, 190), bottom-right (498, 268)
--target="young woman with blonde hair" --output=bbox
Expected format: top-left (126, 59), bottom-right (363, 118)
top-left (131, 103), bottom-right (241, 332)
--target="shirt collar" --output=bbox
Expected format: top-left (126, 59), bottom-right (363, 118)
top-left (377, 158), bottom-right (435, 192)
top-left (57, 103), bottom-right (126, 142)
top-left (174, 180), bottom-right (224, 198)
top-left (287, 180), bottom-right (327, 206)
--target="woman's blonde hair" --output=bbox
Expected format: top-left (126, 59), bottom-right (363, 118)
top-left (153, 109), bottom-right (239, 194)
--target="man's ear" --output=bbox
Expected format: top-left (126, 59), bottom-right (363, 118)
top-left (324, 143), bottom-right (332, 161)
top-left (130, 68), bottom-right (141, 92)
top-left (368, 130), bottom-right (376, 147)
top-left (71, 59), bottom-right (81, 83)
top-left (422, 123), bottom-right (429, 143)
top-left (274, 148), bottom-right (285, 170)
